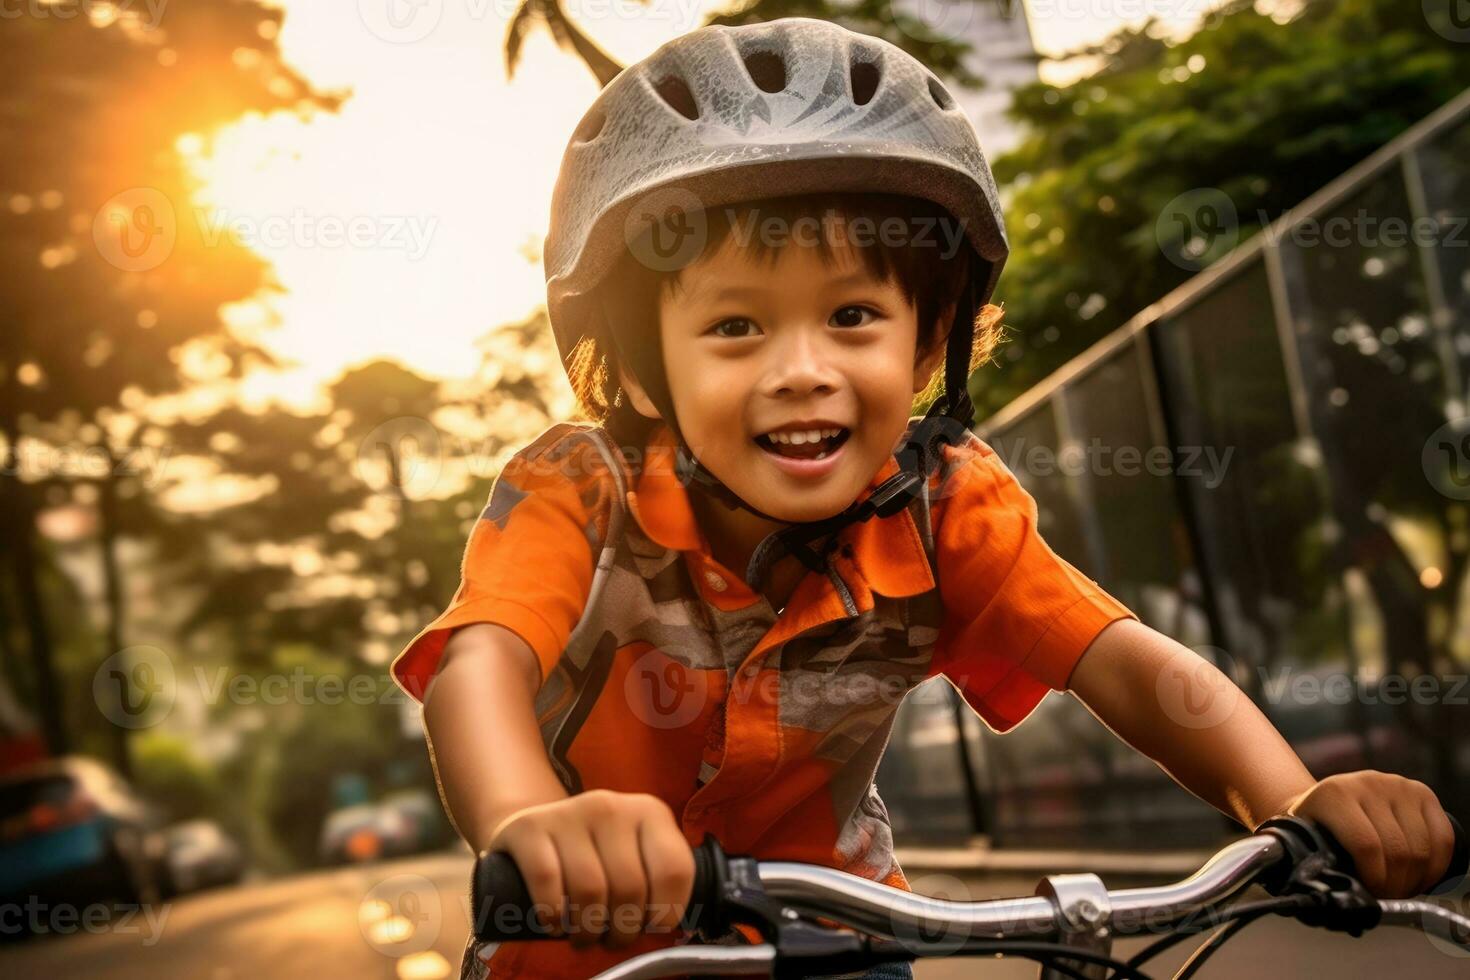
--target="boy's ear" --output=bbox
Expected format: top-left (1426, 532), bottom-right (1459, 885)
top-left (616, 361), bottom-right (662, 420)
top-left (913, 302), bottom-right (956, 393)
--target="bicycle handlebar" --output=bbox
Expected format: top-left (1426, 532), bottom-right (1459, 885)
top-left (468, 813), bottom-right (1469, 977)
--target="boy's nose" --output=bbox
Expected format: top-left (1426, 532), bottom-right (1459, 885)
top-left (762, 332), bottom-right (842, 398)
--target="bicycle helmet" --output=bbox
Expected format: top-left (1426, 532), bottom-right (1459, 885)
top-left (544, 17), bottom-right (1010, 585)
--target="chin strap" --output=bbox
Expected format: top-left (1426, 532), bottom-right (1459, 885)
top-left (600, 276), bottom-right (979, 591)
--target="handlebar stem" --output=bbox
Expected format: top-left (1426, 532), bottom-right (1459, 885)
top-left (1034, 873), bottom-right (1114, 980)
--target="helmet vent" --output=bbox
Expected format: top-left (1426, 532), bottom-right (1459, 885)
top-left (928, 77), bottom-right (955, 110)
top-left (573, 110), bottom-right (605, 144)
top-left (850, 61), bottom-right (880, 106)
top-left (654, 75), bottom-right (700, 120)
top-left (742, 50), bottom-right (786, 93)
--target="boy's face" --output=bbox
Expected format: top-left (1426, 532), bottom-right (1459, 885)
top-left (627, 233), bottom-right (946, 524)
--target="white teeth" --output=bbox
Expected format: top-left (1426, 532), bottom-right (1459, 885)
top-left (765, 427), bottom-right (844, 445)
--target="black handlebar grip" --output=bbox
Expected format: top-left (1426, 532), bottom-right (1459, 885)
top-left (470, 834), bottom-right (730, 943)
top-left (470, 849), bottom-right (550, 942)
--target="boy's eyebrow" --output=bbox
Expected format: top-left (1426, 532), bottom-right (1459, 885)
top-left (688, 270), bottom-right (879, 304)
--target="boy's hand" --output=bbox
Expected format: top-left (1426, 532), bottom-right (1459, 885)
top-left (487, 790), bottom-right (696, 949)
top-left (1281, 771), bottom-right (1459, 898)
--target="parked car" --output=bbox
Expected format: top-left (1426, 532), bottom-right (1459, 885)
top-left (161, 819), bottom-right (245, 896)
top-left (318, 802), bottom-right (418, 865)
top-left (0, 757), bottom-right (168, 910)
top-left (378, 788), bottom-right (451, 851)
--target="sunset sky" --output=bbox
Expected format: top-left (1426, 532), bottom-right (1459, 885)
top-left (197, 0), bottom-right (1220, 406)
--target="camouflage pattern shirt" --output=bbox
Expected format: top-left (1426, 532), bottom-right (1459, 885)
top-left (392, 419), bottom-right (1138, 979)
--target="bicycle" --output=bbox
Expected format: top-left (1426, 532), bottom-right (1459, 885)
top-left (468, 813), bottom-right (1469, 978)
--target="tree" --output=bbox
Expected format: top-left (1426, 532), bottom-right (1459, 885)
top-left (978, 0), bottom-right (1470, 418)
top-left (0, 1), bottom-right (337, 770)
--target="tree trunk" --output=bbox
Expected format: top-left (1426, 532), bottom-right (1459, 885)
top-left (538, 0), bottom-right (623, 88)
top-left (1, 428), bottom-right (66, 756)
top-left (97, 452), bottom-right (131, 778)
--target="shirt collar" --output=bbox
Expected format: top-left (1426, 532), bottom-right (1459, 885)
top-left (624, 424), bottom-right (935, 601)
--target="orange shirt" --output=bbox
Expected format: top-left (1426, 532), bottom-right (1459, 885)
top-left (392, 418), bottom-right (1137, 979)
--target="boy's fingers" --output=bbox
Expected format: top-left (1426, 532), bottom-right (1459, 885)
top-left (639, 814), bottom-right (696, 934)
top-left (1388, 795), bottom-right (1430, 898)
top-left (1420, 799), bottom-right (1458, 893)
top-left (554, 826), bottom-right (610, 947)
top-left (1362, 795), bottom-right (1412, 898)
top-left (1333, 801), bottom-right (1388, 896)
top-left (589, 817), bottom-right (650, 948)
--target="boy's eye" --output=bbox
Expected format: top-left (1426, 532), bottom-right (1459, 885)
top-left (831, 305), bottom-right (878, 328)
top-left (710, 317), bottom-right (759, 339)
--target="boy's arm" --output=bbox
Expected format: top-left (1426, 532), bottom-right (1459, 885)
top-left (1064, 617), bottom-right (1313, 831)
top-left (422, 623), bottom-right (570, 852)
top-left (1067, 617), bottom-right (1458, 898)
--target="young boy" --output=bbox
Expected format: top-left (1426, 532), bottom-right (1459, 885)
top-left (391, 18), bottom-right (1459, 980)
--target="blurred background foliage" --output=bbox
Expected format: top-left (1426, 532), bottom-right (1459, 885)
top-left (2, 0), bottom-right (1467, 872)
top-left (974, 0), bottom-right (1470, 418)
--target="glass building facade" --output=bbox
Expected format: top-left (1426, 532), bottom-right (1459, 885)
top-left (880, 88), bottom-right (1470, 850)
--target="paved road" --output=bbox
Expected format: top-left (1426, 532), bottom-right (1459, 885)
top-left (1, 851), bottom-right (1465, 978)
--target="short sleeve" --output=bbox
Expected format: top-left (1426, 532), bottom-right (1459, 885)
top-left (932, 445), bottom-right (1138, 734)
top-left (390, 430), bottom-right (605, 703)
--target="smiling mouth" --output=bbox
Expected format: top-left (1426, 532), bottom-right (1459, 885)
top-left (754, 428), bottom-right (852, 461)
